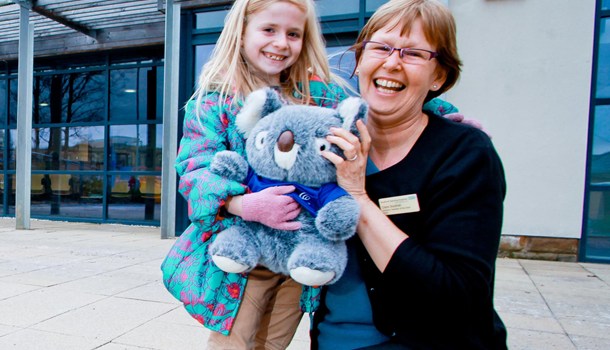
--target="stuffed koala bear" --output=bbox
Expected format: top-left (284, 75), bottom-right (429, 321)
top-left (208, 88), bottom-right (367, 286)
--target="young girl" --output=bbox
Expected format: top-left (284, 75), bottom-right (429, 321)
top-left (161, 0), bottom-right (347, 349)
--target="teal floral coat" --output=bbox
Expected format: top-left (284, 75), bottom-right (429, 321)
top-left (161, 79), bottom-right (347, 335)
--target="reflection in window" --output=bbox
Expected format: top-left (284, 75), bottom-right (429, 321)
top-left (604, 0), bottom-right (610, 11)
top-left (19, 126), bottom-right (105, 171)
top-left (328, 46), bottom-right (358, 93)
top-left (0, 79), bottom-right (6, 125)
top-left (0, 173), bottom-right (4, 213)
top-left (108, 174), bottom-right (160, 221)
top-left (34, 72), bottom-right (105, 124)
top-left (110, 67), bottom-right (162, 122)
top-left (109, 124), bottom-right (162, 171)
top-left (9, 79), bottom-right (17, 125)
top-left (586, 189), bottom-right (610, 260)
top-left (0, 129), bottom-right (4, 170)
top-left (597, 19), bottom-right (610, 98)
top-left (30, 173), bottom-right (103, 219)
top-left (592, 106), bottom-right (610, 185)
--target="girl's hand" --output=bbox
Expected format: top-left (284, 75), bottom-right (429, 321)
top-left (322, 120), bottom-right (371, 200)
top-left (241, 186), bottom-right (302, 230)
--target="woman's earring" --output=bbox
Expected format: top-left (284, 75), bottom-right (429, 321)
top-left (355, 69), bottom-right (360, 75)
top-left (432, 84), bottom-right (438, 90)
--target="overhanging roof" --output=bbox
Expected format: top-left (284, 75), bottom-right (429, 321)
top-left (0, 0), bottom-right (227, 60)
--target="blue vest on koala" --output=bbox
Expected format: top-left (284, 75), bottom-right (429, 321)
top-left (245, 168), bottom-right (348, 216)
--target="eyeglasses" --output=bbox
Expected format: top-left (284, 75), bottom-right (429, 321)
top-left (361, 40), bottom-right (438, 64)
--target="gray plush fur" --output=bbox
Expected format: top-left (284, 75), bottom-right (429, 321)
top-left (208, 88), bottom-right (368, 286)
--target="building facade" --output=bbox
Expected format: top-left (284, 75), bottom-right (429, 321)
top-left (0, 0), bottom-right (608, 263)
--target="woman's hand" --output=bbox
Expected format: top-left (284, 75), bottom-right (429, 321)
top-left (322, 120), bottom-right (371, 200)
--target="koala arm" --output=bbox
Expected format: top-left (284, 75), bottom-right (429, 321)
top-left (316, 195), bottom-right (360, 241)
top-left (210, 150), bottom-right (249, 183)
top-left (175, 97), bottom-right (247, 232)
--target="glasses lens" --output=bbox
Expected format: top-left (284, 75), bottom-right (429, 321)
top-left (401, 49), bottom-right (432, 64)
top-left (364, 41), bottom-right (393, 58)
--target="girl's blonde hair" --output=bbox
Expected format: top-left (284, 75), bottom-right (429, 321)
top-left (191, 0), bottom-right (332, 114)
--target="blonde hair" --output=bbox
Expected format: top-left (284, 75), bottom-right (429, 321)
top-left (352, 0), bottom-right (462, 101)
top-left (191, 0), bottom-right (333, 115)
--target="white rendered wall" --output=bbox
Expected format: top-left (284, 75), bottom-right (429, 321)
top-left (447, 0), bottom-right (596, 238)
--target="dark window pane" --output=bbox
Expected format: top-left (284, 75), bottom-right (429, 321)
top-left (9, 79), bottom-right (17, 125)
top-left (0, 173), bottom-right (4, 213)
top-left (110, 67), bottom-right (161, 122)
top-left (585, 189), bottom-right (610, 260)
top-left (108, 174), bottom-right (160, 222)
top-left (109, 124), bottom-right (162, 171)
top-left (31, 173), bottom-right (103, 219)
top-left (35, 72), bottom-right (105, 124)
top-left (8, 129), bottom-right (16, 170)
top-left (30, 126), bottom-right (105, 171)
top-left (0, 129), bottom-right (4, 170)
top-left (597, 18), bottom-right (610, 98)
top-left (0, 79), bottom-right (6, 125)
top-left (110, 69), bottom-right (138, 122)
top-left (591, 106), bottom-right (610, 184)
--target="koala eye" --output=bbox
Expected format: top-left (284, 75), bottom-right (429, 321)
top-left (315, 138), bottom-right (332, 154)
top-left (254, 131), bottom-right (268, 150)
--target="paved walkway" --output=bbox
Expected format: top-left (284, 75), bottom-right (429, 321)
top-left (0, 218), bottom-right (609, 349)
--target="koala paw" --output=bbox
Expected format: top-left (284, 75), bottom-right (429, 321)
top-left (316, 196), bottom-right (360, 241)
top-left (290, 267), bottom-right (335, 286)
top-left (210, 150), bottom-right (249, 182)
top-left (212, 255), bottom-right (249, 274)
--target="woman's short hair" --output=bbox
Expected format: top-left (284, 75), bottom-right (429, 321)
top-left (353, 0), bottom-right (462, 101)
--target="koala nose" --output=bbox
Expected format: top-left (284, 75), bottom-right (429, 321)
top-left (277, 130), bottom-right (295, 152)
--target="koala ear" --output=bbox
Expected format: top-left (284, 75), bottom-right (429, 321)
top-left (235, 88), bottom-right (283, 138)
top-left (337, 97), bottom-right (368, 137)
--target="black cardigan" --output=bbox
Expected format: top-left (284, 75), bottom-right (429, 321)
top-left (359, 114), bottom-right (508, 349)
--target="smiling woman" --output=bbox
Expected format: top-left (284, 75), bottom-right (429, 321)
top-left (312, 1), bottom-right (508, 349)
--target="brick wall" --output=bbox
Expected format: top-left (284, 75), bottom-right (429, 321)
top-left (499, 235), bottom-right (579, 262)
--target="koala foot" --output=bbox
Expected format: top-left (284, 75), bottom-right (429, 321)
top-left (290, 267), bottom-right (335, 286)
top-left (212, 255), bottom-right (249, 274)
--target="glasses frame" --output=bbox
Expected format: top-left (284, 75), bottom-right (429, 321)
top-left (362, 40), bottom-right (439, 62)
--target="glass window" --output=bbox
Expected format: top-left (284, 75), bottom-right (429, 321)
top-left (110, 67), bottom-right (162, 122)
top-left (328, 45), bottom-right (358, 93)
top-left (195, 45), bottom-right (215, 84)
top-left (597, 18), bottom-right (610, 98)
top-left (27, 126), bottom-right (105, 171)
top-left (0, 173), bottom-right (4, 213)
top-left (591, 106), bottom-right (610, 185)
top-left (196, 9), bottom-right (230, 29)
top-left (0, 129), bottom-right (4, 170)
top-left (109, 124), bottom-right (163, 171)
top-left (9, 78), bottom-right (17, 125)
top-left (0, 79), bottom-right (6, 125)
top-left (316, 0), bottom-right (359, 17)
top-left (8, 128), bottom-right (16, 170)
top-left (585, 189), bottom-right (610, 260)
top-left (38, 71), bottom-right (105, 124)
top-left (30, 173), bottom-right (103, 219)
top-left (107, 174), bottom-right (160, 222)
top-left (604, 0), bottom-right (610, 11)
top-left (365, 0), bottom-right (386, 12)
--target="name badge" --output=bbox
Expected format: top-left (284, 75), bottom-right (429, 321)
top-left (378, 194), bottom-right (420, 215)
